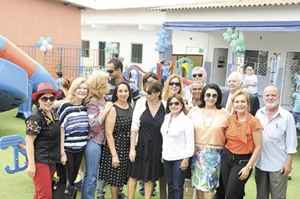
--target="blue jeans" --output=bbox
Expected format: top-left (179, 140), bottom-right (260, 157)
top-left (81, 139), bottom-right (102, 199)
top-left (164, 159), bottom-right (186, 199)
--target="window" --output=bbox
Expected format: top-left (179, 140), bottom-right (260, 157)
top-left (244, 50), bottom-right (268, 76)
top-left (82, 40), bottom-right (90, 57)
top-left (99, 41), bottom-right (106, 67)
top-left (131, 43), bottom-right (143, 63)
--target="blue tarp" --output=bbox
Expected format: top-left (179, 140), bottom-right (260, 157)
top-left (163, 21), bottom-right (300, 31)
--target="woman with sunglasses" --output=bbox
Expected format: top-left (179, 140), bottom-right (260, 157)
top-left (221, 90), bottom-right (262, 199)
top-left (161, 94), bottom-right (194, 199)
top-left (25, 82), bottom-right (63, 199)
top-left (128, 81), bottom-right (165, 199)
top-left (162, 74), bottom-right (185, 103)
top-left (188, 83), bottom-right (228, 199)
top-left (99, 82), bottom-right (133, 199)
top-left (57, 77), bottom-right (90, 197)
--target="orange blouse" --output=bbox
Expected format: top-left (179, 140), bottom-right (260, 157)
top-left (225, 113), bottom-right (262, 154)
top-left (189, 107), bottom-right (228, 148)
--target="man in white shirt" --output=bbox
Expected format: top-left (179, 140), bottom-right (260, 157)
top-left (221, 71), bottom-right (260, 115)
top-left (255, 85), bottom-right (297, 199)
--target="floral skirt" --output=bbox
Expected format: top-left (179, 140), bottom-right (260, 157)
top-left (191, 148), bottom-right (221, 192)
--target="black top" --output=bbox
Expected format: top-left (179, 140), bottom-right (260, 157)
top-left (25, 109), bottom-right (60, 164)
top-left (129, 102), bottom-right (165, 181)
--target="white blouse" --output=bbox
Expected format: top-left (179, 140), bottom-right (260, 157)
top-left (161, 112), bottom-right (194, 161)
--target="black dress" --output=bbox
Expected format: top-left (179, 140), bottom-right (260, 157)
top-left (129, 102), bottom-right (165, 182)
top-left (99, 104), bottom-right (132, 187)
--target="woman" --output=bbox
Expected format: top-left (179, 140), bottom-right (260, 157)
top-left (188, 83), bottom-right (228, 199)
top-left (25, 82), bottom-right (64, 199)
top-left (81, 71), bottom-right (113, 199)
top-left (128, 81), bottom-right (165, 199)
top-left (161, 94), bottom-right (194, 199)
top-left (57, 77), bottom-right (89, 196)
top-left (99, 82), bottom-right (133, 199)
top-left (162, 74), bottom-right (185, 102)
top-left (221, 90), bottom-right (262, 199)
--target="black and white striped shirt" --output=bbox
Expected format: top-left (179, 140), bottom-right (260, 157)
top-left (57, 102), bottom-right (89, 152)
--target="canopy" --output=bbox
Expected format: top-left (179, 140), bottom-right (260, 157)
top-left (163, 21), bottom-right (300, 31)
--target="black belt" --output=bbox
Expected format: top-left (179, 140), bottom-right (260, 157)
top-left (224, 148), bottom-right (251, 164)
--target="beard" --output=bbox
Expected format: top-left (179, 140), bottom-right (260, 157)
top-left (266, 100), bottom-right (279, 109)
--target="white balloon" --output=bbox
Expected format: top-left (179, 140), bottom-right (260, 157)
top-left (40, 46), bottom-right (47, 52)
top-left (47, 44), bottom-right (53, 50)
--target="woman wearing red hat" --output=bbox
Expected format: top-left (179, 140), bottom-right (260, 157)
top-left (25, 82), bottom-right (64, 199)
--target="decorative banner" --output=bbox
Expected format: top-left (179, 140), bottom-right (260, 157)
top-left (36, 36), bottom-right (53, 54)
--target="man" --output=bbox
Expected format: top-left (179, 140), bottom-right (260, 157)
top-left (255, 85), bottom-right (297, 199)
top-left (106, 57), bottom-right (140, 102)
top-left (187, 82), bottom-right (203, 109)
top-left (221, 71), bottom-right (260, 115)
top-left (184, 66), bottom-right (207, 102)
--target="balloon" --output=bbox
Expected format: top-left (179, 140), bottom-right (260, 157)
top-left (40, 46), bottom-right (47, 52)
top-left (47, 44), bottom-right (53, 50)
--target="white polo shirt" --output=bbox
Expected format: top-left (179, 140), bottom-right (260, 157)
top-left (255, 107), bottom-right (297, 172)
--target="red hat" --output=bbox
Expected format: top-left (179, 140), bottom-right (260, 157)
top-left (32, 82), bottom-right (58, 102)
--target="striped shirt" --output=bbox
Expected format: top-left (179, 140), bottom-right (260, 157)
top-left (57, 102), bottom-right (89, 152)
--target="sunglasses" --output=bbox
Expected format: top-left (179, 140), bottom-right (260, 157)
top-left (192, 73), bottom-right (203, 78)
top-left (205, 93), bottom-right (218, 99)
top-left (107, 69), bottom-right (114, 74)
top-left (40, 96), bottom-right (55, 102)
top-left (168, 101), bottom-right (180, 107)
top-left (169, 82), bottom-right (181, 87)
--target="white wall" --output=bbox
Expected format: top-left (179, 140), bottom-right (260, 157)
top-left (82, 25), bottom-right (160, 71)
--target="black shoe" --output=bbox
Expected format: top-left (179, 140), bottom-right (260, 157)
top-left (64, 185), bottom-right (75, 196)
top-left (73, 180), bottom-right (82, 190)
top-left (118, 192), bottom-right (127, 199)
top-left (16, 112), bottom-right (25, 119)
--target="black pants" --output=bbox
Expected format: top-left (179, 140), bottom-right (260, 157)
top-left (220, 149), bottom-right (252, 199)
top-left (65, 151), bottom-right (84, 186)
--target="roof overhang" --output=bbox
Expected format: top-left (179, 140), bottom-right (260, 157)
top-left (152, 0), bottom-right (300, 11)
top-left (163, 21), bottom-right (300, 31)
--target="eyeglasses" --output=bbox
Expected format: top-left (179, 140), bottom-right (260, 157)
top-left (192, 73), bottom-right (203, 78)
top-left (169, 101), bottom-right (180, 107)
top-left (192, 88), bottom-right (202, 91)
top-left (106, 69), bottom-right (114, 74)
top-left (205, 93), bottom-right (218, 99)
top-left (147, 90), bottom-right (159, 95)
top-left (146, 90), bottom-right (153, 95)
top-left (169, 82), bottom-right (181, 87)
top-left (40, 96), bottom-right (55, 102)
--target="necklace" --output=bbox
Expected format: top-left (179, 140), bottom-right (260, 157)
top-left (201, 109), bottom-right (217, 131)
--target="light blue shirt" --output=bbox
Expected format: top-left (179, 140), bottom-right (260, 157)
top-left (255, 107), bottom-right (297, 172)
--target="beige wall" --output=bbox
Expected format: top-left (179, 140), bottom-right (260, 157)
top-left (0, 0), bottom-right (81, 46)
top-left (0, 0), bottom-right (81, 79)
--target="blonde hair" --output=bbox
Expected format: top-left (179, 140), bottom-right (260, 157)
top-left (162, 74), bottom-right (184, 101)
top-left (86, 71), bottom-right (109, 100)
top-left (231, 89), bottom-right (250, 112)
top-left (66, 77), bottom-right (88, 104)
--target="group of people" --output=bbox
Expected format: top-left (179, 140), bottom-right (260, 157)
top-left (24, 57), bottom-right (297, 199)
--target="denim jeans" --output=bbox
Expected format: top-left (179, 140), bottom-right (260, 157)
top-left (164, 159), bottom-right (186, 199)
top-left (81, 139), bottom-right (102, 199)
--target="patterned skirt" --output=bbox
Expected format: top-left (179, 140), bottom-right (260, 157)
top-left (191, 148), bottom-right (221, 192)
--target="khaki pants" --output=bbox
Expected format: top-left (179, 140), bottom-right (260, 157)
top-left (255, 167), bottom-right (288, 199)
